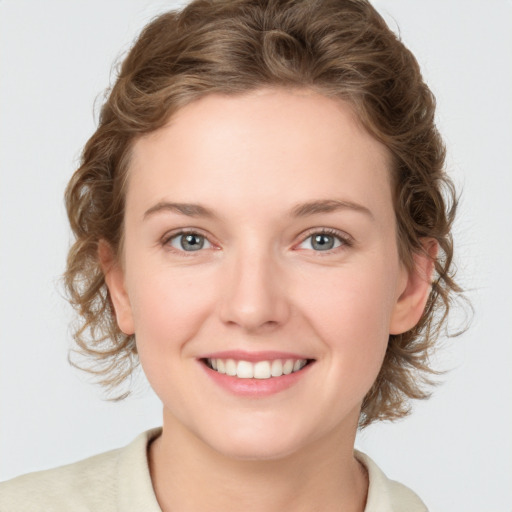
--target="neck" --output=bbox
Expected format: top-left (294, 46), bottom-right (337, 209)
top-left (148, 411), bottom-right (368, 512)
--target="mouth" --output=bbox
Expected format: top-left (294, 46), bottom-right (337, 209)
top-left (201, 357), bottom-right (314, 379)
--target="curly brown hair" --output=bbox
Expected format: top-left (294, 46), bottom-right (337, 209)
top-left (64, 0), bottom-right (462, 426)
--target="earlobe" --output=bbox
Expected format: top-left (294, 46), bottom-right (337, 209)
top-left (389, 239), bottom-right (438, 335)
top-left (98, 240), bottom-right (135, 336)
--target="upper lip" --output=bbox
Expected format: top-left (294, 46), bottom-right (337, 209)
top-left (198, 350), bottom-right (313, 362)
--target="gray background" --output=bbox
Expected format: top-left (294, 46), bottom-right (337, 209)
top-left (1, 1), bottom-right (511, 510)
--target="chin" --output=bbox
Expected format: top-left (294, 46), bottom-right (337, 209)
top-left (212, 436), bottom-right (302, 461)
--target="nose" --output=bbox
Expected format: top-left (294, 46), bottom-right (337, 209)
top-left (218, 245), bottom-right (291, 333)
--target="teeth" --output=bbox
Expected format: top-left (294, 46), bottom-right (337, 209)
top-left (217, 359), bottom-right (226, 374)
top-left (283, 359), bottom-right (294, 375)
top-left (225, 359), bottom-right (237, 376)
top-left (254, 361), bottom-right (271, 379)
top-left (236, 360), bottom-right (254, 379)
top-left (206, 358), bottom-right (308, 378)
top-left (271, 359), bottom-right (283, 377)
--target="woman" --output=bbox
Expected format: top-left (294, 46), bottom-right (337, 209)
top-left (0, 0), bottom-right (461, 510)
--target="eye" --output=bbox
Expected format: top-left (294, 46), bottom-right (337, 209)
top-left (297, 229), bottom-right (351, 252)
top-left (166, 231), bottom-right (213, 252)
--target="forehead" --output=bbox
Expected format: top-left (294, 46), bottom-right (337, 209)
top-left (127, 88), bottom-right (393, 221)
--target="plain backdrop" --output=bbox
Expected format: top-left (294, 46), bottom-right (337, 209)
top-left (1, 1), bottom-right (511, 510)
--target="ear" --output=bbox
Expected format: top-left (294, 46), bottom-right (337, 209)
top-left (98, 240), bottom-right (135, 336)
top-left (389, 239), bottom-right (438, 335)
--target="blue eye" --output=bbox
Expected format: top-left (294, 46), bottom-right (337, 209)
top-left (168, 232), bottom-right (212, 252)
top-left (298, 230), bottom-right (348, 252)
top-left (164, 228), bottom-right (350, 255)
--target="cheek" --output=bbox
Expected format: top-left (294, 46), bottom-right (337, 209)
top-left (304, 267), bottom-right (395, 334)
top-left (128, 269), bottom-right (215, 364)
top-left (299, 261), bottom-right (398, 374)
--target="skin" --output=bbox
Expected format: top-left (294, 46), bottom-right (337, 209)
top-left (101, 88), bottom-right (435, 512)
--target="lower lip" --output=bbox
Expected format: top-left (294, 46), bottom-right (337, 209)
top-left (199, 360), bottom-right (313, 397)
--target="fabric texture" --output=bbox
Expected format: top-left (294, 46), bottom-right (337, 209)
top-left (0, 428), bottom-right (427, 511)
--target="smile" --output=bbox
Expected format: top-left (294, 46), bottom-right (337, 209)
top-left (205, 358), bottom-right (310, 379)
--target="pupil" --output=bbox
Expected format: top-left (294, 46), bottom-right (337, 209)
top-left (313, 234), bottom-right (334, 251)
top-left (181, 234), bottom-right (204, 251)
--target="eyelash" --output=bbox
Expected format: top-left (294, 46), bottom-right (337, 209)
top-left (297, 227), bottom-right (353, 255)
top-left (161, 227), bottom-right (353, 257)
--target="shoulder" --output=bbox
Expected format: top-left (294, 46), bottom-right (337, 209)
top-left (355, 450), bottom-right (429, 512)
top-left (0, 446), bottom-right (121, 512)
top-left (0, 428), bottom-right (162, 512)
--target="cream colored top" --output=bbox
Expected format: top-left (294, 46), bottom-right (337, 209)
top-left (0, 428), bottom-right (427, 511)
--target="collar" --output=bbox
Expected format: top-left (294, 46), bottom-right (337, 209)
top-left (115, 428), bottom-right (427, 512)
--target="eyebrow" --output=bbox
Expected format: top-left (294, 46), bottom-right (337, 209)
top-left (143, 199), bottom-right (374, 220)
top-left (290, 199), bottom-right (374, 219)
top-left (144, 202), bottom-right (216, 219)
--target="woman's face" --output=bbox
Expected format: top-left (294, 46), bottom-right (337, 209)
top-left (106, 88), bottom-right (420, 459)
